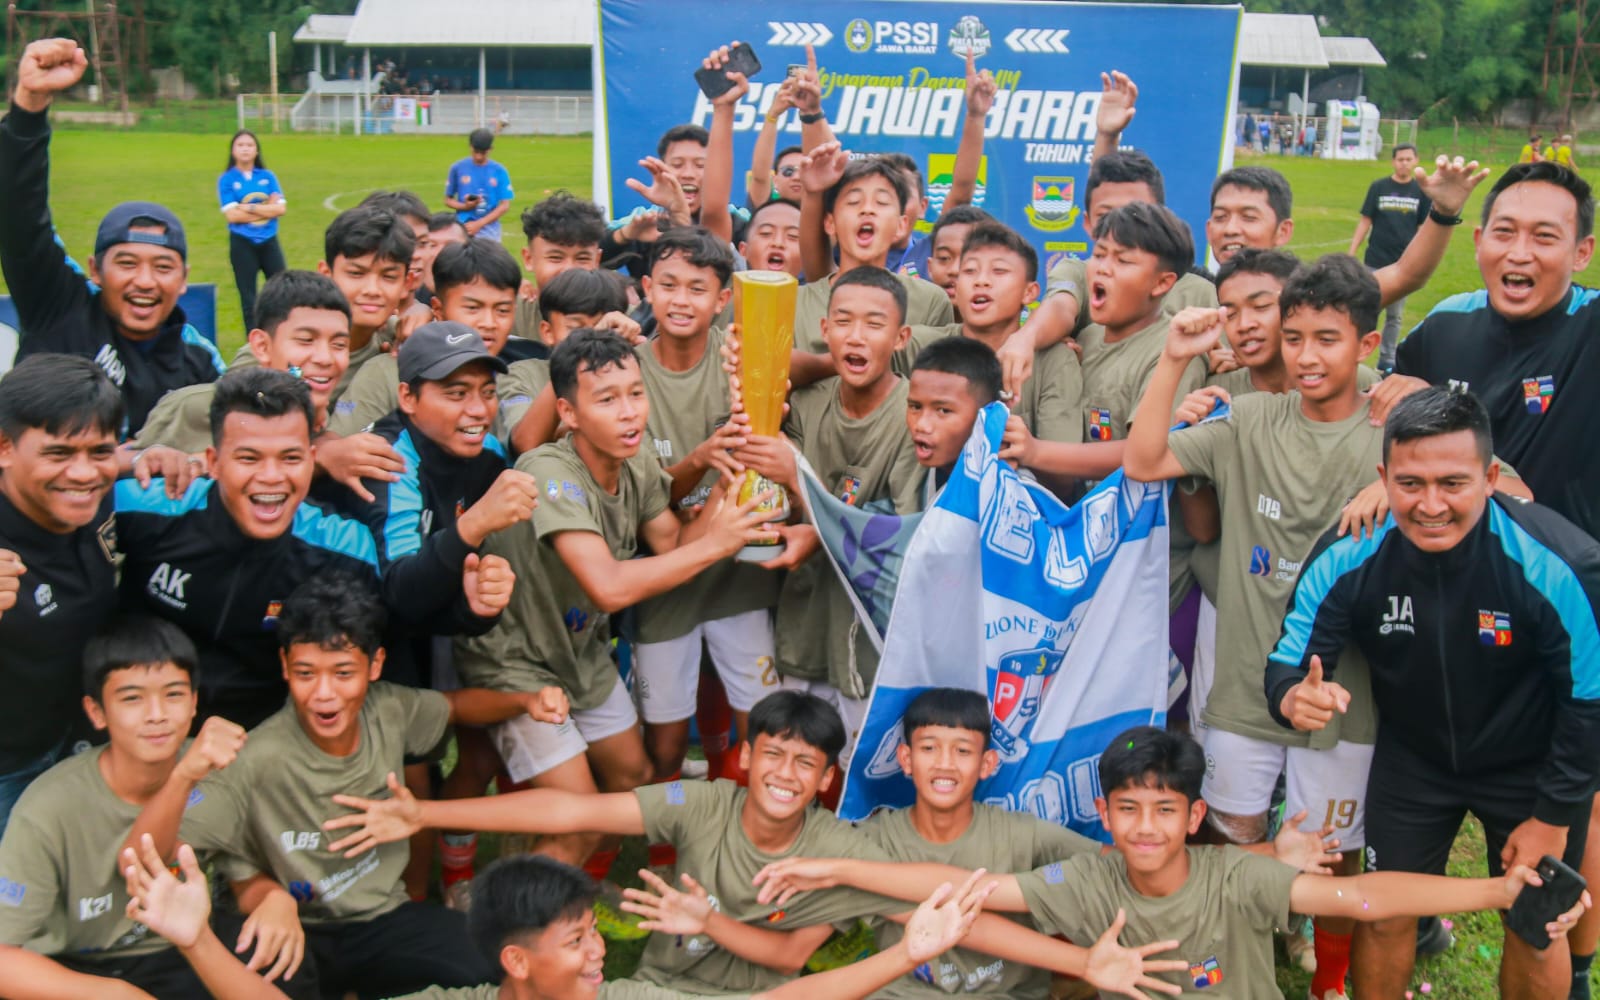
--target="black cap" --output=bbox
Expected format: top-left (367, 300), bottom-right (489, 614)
top-left (469, 128), bottom-right (494, 151)
top-left (398, 321), bottom-right (508, 383)
top-left (95, 201), bottom-right (187, 260)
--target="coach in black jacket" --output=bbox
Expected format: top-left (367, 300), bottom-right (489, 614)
top-left (1266, 388), bottom-right (1600, 998)
top-left (0, 38), bottom-right (224, 436)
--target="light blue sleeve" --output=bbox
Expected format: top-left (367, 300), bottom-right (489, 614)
top-left (217, 170), bottom-right (236, 209)
top-left (444, 160), bottom-right (461, 200)
top-left (496, 163), bottom-right (514, 201)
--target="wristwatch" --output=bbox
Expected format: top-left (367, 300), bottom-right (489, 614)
top-left (1428, 206), bottom-right (1464, 227)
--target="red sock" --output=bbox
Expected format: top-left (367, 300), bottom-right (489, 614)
top-left (696, 665), bottom-right (733, 777)
top-left (1310, 923), bottom-right (1351, 998)
top-left (647, 843), bottom-right (678, 869)
top-left (583, 848), bottom-right (618, 883)
top-left (817, 777), bottom-right (842, 812)
top-left (439, 833), bottom-right (477, 887)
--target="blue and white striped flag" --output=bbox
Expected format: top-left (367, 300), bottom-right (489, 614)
top-left (834, 402), bottom-right (1171, 842)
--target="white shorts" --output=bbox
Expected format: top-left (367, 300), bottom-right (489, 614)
top-left (632, 610), bottom-right (779, 723)
top-left (1187, 597), bottom-right (1218, 741)
top-left (491, 680), bottom-right (638, 784)
top-left (777, 677), bottom-right (868, 770)
top-left (1201, 727), bottom-right (1375, 850)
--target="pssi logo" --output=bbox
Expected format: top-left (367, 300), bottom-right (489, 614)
top-left (845, 18), bottom-right (939, 54)
top-left (990, 645), bottom-right (1064, 760)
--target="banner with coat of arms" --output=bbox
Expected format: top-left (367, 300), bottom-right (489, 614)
top-left (835, 403), bottom-right (1171, 842)
top-left (596, 0), bottom-right (1242, 276)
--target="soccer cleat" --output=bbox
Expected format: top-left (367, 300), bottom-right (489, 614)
top-left (804, 920), bottom-right (878, 972)
top-left (1415, 916), bottom-right (1455, 956)
top-left (1310, 991), bottom-right (1349, 1000)
top-left (594, 888), bottom-right (649, 941)
top-left (680, 758), bottom-right (710, 780)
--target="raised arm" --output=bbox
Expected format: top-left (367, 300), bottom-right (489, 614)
top-left (1122, 307), bottom-right (1227, 483)
top-left (121, 716), bottom-right (246, 864)
top-left (942, 51), bottom-right (996, 216)
top-left (698, 42), bottom-right (749, 244)
top-left (1373, 155), bottom-right (1490, 308)
top-left (791, 46), bottom-right (840, 282)
top-left (748, 84), bottom-right (796, 207)
top-left (323, 772), bottom-right (648, 856)
top-left (1092, 71), bottom-right (1138, 163)
top-left (1, 39), bottom-right (96, 340)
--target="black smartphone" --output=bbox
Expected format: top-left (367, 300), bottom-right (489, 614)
top-left (695, 42), bottom-right (762, 99)
top-left (1507, 854), bottom-right (1587, 949)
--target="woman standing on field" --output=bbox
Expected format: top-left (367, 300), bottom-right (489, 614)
top-left (218, 129), bottom-right (287, 326)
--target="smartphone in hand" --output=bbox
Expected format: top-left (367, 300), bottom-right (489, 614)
top-left (1507, 855), bottom-right (1587, 950)
top-left (696, 42), bottom-right (762, 99)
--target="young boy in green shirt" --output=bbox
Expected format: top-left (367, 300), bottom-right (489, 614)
top-left (753, 725), bottom-right (1590, 997)
top-left (735, 267), bottom-right (926, 767)
top-left (513, 192), bottom-right (608, 344)
top-left (450, 329), bottom-right (777, 871)
top-left (128, 575), bottom-right (567, 999)
top-left (323, 690), bottom-right (1190, 998)
top-left (133, 270), bottom-right (352, 456)
top-left (629, 227), bottom-right (782, 782)
top-left (501, 267), bottom-right (631, 449)
top-left (0, 615), bottom-right (276, 1000)
top-left (906, 338), bottom-right (1001, 490)
top-left (330, 238), bottom-right (522, 437)
top-left (791, 155), bottom-right (954, 361)
top-left (914, 222), bottom-right (1083, 466)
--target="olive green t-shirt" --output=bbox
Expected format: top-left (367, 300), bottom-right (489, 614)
top-left (131, 382), bottom-right (216, 454)
top-left (390, 981), bottom-right (747, 1000)
top-left (496, 357), bottom-right (550, 448)
top-left (633, 779), bottom-right (903, 995)
top-left (1167, 392), bottom-right (1381, 748)
top-left (231, 327), bottom-right (390, 405)
top-left (1191, 366), bottom-right (1381, 602)
top-left (454, 437), bottom-right (672, 709)
top-left (0, 746), bottom-right (221, 959)
top-left (777, 377), bottom-right (923, 693)
top-left (512, 296), bottom-right (543, 345)
top-left (180, 682), bottom-right (451, 924)
top-left (859, 805), bottom-right (1099, 1000)
top-left (1080, 316), bottom-right (1207, 610)
top-left (1044, 259), bottom-right (1219, 336)
top-left (909, 327), bottom-right (1083, 446)
top-left (793, 273), bottom-right (955, 355)
top-left (1016, 846), bottom-right (1298, 998)
top-left (635, 328), bottom-right (780, 644)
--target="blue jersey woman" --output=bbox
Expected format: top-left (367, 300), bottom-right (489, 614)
top-left (218, 130), bottom-right (287, 326)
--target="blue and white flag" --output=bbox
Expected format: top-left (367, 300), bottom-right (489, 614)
top-left (836, 403), bottom-right (1171, 842)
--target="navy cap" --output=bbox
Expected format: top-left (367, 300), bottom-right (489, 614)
top-left (94, 201), bottom-right (187, 260)
top-left (398, 321), bottom-right (509, 383)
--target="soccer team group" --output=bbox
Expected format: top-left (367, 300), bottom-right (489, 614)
top-left (0, 30), bottom-right (1598, 1000)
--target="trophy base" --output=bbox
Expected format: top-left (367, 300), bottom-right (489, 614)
top-left (736, 542), bottom-right (786, 564)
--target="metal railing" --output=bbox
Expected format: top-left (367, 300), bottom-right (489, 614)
top-left (237, 92), bottom-right (592, 136)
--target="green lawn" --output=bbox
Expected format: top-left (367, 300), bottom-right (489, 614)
top-left (7, 125), bottom-right (1565, 998)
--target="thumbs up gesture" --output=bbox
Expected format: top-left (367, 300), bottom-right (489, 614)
top-left (1280, 655), bottom-right (1352, 732)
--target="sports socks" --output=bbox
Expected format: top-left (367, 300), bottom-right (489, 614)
top-left (1572, 950), bottom-right (1593, 1000)
top-left (1309, 923), bottom-right (1351, 999)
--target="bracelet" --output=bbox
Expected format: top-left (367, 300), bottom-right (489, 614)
top-left (766, 111), bottom-right (784, 125)
top-left (1428, 206), bottom-right (1464, 227)
top-left (798, 111), bottom-right (825, 124)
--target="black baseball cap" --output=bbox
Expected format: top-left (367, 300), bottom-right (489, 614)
top-left (469, 128), bottom-right (494, 151)
top-left (398, 321), bottom-right (508, 383)
top-left (94, 201), bottom-right (187, 260)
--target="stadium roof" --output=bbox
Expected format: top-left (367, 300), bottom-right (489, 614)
top-left (340, 0), bottom-right (594, 47)
top-left (293, 14), bottom-right (354, 44)
top-left (1321, 36), bottom-right (1388, 68)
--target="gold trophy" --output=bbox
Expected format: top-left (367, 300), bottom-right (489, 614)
top-left (731, 270), bottom-right (798, 562)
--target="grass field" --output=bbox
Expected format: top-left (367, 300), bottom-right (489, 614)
top-left (6, 126), bottom-right (1569, 997)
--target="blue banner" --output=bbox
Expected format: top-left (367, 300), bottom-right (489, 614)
top-left (837, 403), bottom-right (1171, 842)
top-left (596, 0), bottom-right (1241, 275)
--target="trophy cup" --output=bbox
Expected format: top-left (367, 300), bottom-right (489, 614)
top-left (731, 269), bottom-right (798, 562)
